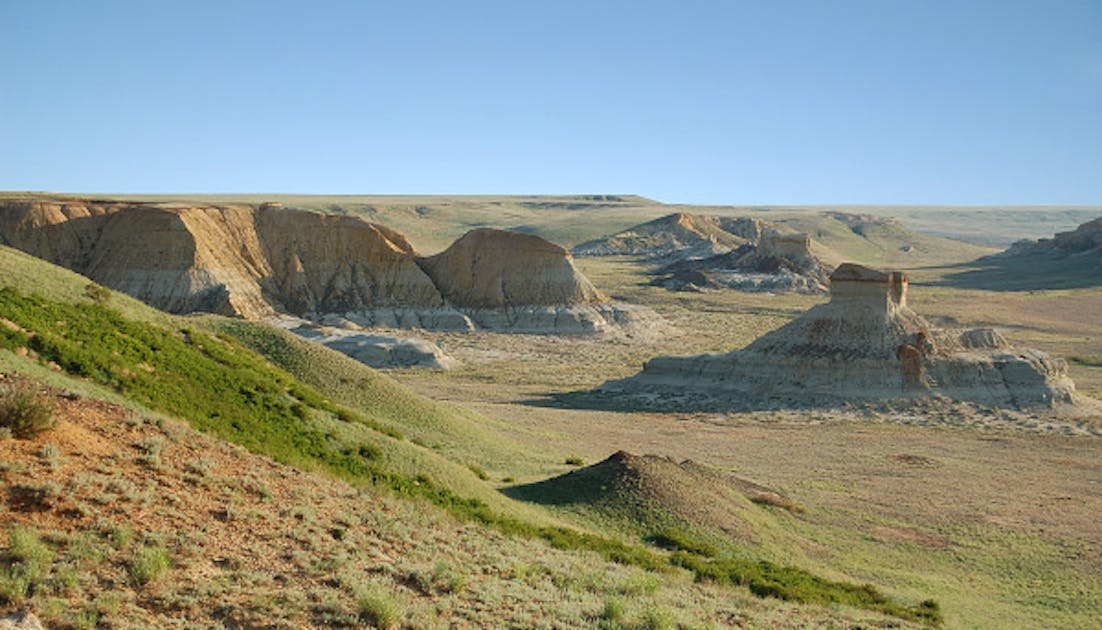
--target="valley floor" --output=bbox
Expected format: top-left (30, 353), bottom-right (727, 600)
top-left (386, 256), bottom-right (1102, 628)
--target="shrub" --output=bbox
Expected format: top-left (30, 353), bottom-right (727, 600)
top-left (564, 456), bottom-right (585, 466)
top-left (599, 597), bottom-right (624, 623)
top-left (467, 463), bottom-right (489, 480)
top-left (356, 584), bottom-right (402, 629)
top-left (83, 283), bottom-right (112, 303)
top-left (128, 545), bottom-right (170, 586)
top-left (0, 381), bottom-right (55, 439)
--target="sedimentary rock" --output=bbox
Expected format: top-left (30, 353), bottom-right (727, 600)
top-left (572, 213), bottom-right (765, 260)
top-left (605, 263), bottom-right (1076, 409)
top-left (293, 324), bottom-right (458, 370)
top-left (0, 198), bottom-right (664, 336)
top-left (653, 231), bottom-right (832, 293)
top-left (418, 228), bottom-right (661, 334)
top-left (1003, 216), bottom-right (1102, 263)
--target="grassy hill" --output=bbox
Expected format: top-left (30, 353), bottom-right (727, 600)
top-left (0, 245), bottom-right (941, 626)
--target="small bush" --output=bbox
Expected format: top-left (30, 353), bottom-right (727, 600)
top-left (128, 545), bottom-right (170, 586)
top-left (356, 584), bottom-right (402, 629)
top-left (8, 526), bottom-right (54, 575)
top-left (599, 597), bottom-right (624, 624)
top-left (84, 283), bottom-right (112, 303)
top-left (467, 463), bottom-right (489, 480)
top-left (0, 381), bottom-right (55, 439)
top-left (639, 605), bottom-right (676, 630)
top-left (564, 456), bottom-right (585, 466)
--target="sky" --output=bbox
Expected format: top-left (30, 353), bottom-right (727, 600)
top-left (1, 0), bottom-right (1100, 204)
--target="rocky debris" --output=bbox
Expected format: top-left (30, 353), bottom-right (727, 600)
top-left (652, 231), bottom-right (832, 293)
top-left (572, 213), bottom-right (766, 261)
top-left (292, 324), bottom-right (458, 370)
top-left (0, 611), bottom-right (45, 630)
top-left (0, 199), bottom-right (665, 336)
top-left (604, 263), bottom-right (1077, 409)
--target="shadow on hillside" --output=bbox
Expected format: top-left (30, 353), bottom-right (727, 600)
top-left (934, 254), bottom-right (1101, 291)
top-left (520, 388), bottom-right (850, 414)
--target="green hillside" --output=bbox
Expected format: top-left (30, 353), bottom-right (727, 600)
top-left (0, 244), bottom-right (941, 625)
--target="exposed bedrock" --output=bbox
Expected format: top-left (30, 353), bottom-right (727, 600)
top-left (0, 199), bottom-right (661, 336)
top-left (604, 263), bottom-right (1076, 409)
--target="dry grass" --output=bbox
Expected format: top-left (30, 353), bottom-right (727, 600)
top-left (0, 374), bottom-right (920, 628)
top-left (386, 256), bottom-right (1102, 628)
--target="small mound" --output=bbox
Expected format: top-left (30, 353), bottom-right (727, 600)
top-left (506, 451), bottom-right (795, 539)
top-left (418, 228), bottom-right (606, 308)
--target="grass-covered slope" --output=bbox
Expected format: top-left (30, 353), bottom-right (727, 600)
top-left (202, 317), bottom-right (548, 480)
top-left (0, 245), bottom-right (536, 519)
top-left (0, 245), bottom-right (941, 624)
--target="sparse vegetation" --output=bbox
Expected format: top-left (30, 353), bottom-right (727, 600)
top-left (128, 545), bottom-right (171, 587)
top-left (0, 380), bottom-right (55, 438)
top-left (1, 225), bottom-right (1098, 628)
top-left (355, 583), bottom-right (402, 629)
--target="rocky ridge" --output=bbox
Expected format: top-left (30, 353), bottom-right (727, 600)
top-left (0, 199), bottom-right (660, 336)
top-left (604, 263), bottom-right (1077, 409)
top-left (1001, 216), bottom-right (1102, 264)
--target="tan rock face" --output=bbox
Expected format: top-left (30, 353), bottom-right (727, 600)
top-left (417, 228), bottom-right (606, 308)
top-left (0, 200), bottom-right (661, 335)
top-left (606, 263), bottom-right (1077, 409)
top-left (0, 200), bottom-right (443, 319)
top-left (573, 212), bottom-right (765, 260)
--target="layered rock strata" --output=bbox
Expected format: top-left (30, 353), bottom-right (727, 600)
top-left (572, 213), bottom-right (765, 260)
top-left (652, 231), bottom-right (832, 293)
top-left (0, 199), bottom-right (658, 335)
top-left (605, 263), bottom-right (1076, 409)
top-left (417, 228), bottom-right (655, 333)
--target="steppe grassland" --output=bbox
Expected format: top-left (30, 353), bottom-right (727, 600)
top-left (387, 255), bottom-right (1102, 628)
top-left (5, 372), bottom-right (887, 629)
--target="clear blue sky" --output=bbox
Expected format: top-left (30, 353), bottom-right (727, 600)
top-left (1, 1), bottom-right (1099, 204)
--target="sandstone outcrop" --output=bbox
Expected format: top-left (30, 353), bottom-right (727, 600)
top-left (574, 213), bottom-right (832, 293)
top-left (572, 213), bottom-right (765, 260)
top-left (604, 263), bottom-right (1076, 409)
top-left (0, 198), bottom-right (662, 337)
top-left (652, 231), bottom-right (832, 293)
top-left (416, 228), bottom-right (656, 333)
top-left (1002, 216), bottom-right (1102, 264)
top-left (943, 215), bottom-right (1102, 290)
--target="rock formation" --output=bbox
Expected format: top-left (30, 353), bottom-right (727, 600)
top-left (291, 323), bottom-right (458, 370)
top-left (572, 213), bottom-right (765, 261)
top-left (943, 215), bottom-right (1102, 290)
top-left (604, 263), bottom-right (1076, 409)
top-left (574, 213), bottom-right (832, 293)
top-left (0, 198), bottom-right (661, 336)
top-left (417, 228), bottom-right (655, 333)
top-left (1002, 216), bottom-right (1102, 264)
top-left (652, 231), bottom-right (832, 293)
